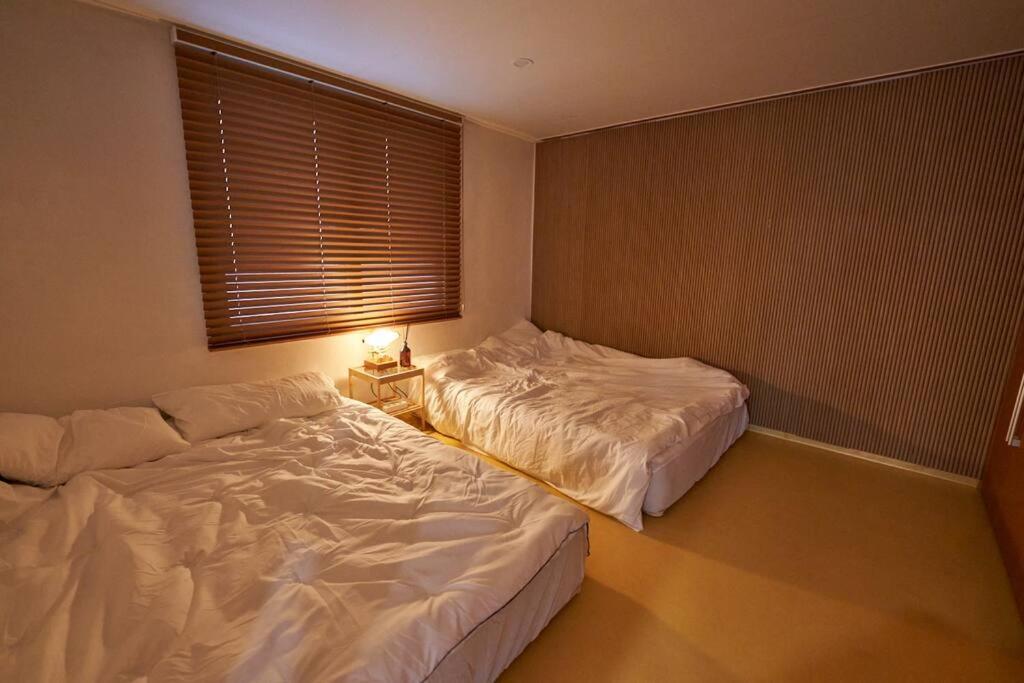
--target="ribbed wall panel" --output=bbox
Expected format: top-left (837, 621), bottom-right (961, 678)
top-left (532, 54), bottom-right (1024, 478)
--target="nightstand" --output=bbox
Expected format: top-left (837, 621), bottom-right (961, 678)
top-left (348, 365), bottom-right (426, 430)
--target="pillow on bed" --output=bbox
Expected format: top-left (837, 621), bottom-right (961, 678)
top-left (502, 319), bottom-right (542, 343)
top-left (480, 319), bottom-right (543, 351)
top-left (152, 371), bottom-right (343, 443)
top-left (57, 407), bottom-right (189, 479)
top-left (0, 413), bottom-right (65, 486)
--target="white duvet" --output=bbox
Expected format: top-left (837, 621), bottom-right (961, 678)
top-left (424, 323), bottom-right (749, 530)
top-left (0, 399), bottom-right (586, 682)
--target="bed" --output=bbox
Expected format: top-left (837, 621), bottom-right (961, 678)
top-left (424, 321), bottom-right (749, 531)
top-left (0, 397), bottom-right (588, 682)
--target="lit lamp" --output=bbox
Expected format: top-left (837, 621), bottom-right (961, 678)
top-left (363, 328), bottom-right (400, 370)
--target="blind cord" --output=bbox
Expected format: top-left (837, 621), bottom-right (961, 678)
top-left (215, 53), bottom-right (243, 341)
top-left (311, 80), bottom-right (328, 330)
top-left (386, 133), bottom-right (397, 327)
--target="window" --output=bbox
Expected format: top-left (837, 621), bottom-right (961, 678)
top-left (174, 31), bottom-right (462, 349)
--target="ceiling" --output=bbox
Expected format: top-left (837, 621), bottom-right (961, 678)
top-left (91, 0), bottom-right (1024, 140)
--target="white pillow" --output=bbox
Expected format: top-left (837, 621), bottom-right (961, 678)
top-left (0, 413), bottom-right (65, 486)
top-left (152, 371), bottom-right (343, 443)
top-left (57, 407), bottom-right (189, 480)
top-left (480, 319), bottom-right (543, 351)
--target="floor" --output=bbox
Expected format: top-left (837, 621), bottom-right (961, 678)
top-left (432, 429), bottom-right (1024, 682)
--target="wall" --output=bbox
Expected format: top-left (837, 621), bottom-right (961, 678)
top-left (0, 0), bottom-right (535, 415)
top-left (532, 54), bottom-right (1024, 479)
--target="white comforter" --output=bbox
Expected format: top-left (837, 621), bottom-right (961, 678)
top-left (0, 399), bottom-right (586, 682)
top-left (425, 324), bottom-right (749, 530)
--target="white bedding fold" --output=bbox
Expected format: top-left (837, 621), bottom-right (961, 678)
top-left (0, 399), bottom-right (586, 682)
top-left (425, 328), bottom-right (749, 530)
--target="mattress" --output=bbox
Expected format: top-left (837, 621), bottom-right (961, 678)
top-left (0, 399), bottom-right (588, 682)
top-left (643, 403), bottom-right (749, 516)
top-left (426, 524), bottom-right (587, 682)
top-left (424, 321), bottom-right (750, 531)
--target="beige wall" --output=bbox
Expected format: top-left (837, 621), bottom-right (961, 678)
top-left (0, 0), bottom-right (535, 416)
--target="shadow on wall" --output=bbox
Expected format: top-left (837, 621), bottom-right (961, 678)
top-left (741, 376), bottom-right (949, 471)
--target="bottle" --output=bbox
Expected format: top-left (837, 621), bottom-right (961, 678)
top-left (400, 341), bottom-right (412, 367)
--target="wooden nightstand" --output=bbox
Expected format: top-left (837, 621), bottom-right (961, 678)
top-left (348, 365), bottom-right (426, 430)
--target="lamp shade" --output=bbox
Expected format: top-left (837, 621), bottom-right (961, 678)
top-left (364, 328), bottom-right (399, 350)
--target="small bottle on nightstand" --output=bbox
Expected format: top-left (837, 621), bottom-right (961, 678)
top-left (400, 341), bottom-right (412, 367)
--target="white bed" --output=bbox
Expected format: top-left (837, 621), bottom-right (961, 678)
top-left (0, 398), bottom-right (587, 682)
top-left (424, 321), bottom-right (750, 530)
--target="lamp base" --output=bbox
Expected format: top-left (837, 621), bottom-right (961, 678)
top-left (364, 356), bottom-right (398, 371)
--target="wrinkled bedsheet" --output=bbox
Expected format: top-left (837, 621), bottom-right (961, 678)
top-left (425, 327), bottom-right (749, 530)
top-left (0, 399), bottom-right (586, 682)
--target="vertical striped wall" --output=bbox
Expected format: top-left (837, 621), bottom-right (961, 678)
top-left (532, 54), bottom-right (1024, 478)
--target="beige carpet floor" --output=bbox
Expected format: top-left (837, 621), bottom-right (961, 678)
top-left (432, 429), bottom-right (1024, 682)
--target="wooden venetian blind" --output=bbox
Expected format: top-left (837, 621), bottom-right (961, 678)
top-left (174, 34), bottom-right (462, 349)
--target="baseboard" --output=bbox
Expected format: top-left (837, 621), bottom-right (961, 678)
top-left (746, 425), bottom-right (979, 488)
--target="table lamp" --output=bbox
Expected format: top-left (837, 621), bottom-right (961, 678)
top-left (363, 328), bottom-right (400, 370)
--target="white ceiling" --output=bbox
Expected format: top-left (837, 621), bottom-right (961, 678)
top-left (91, 0), bottom-right (1024, 140)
